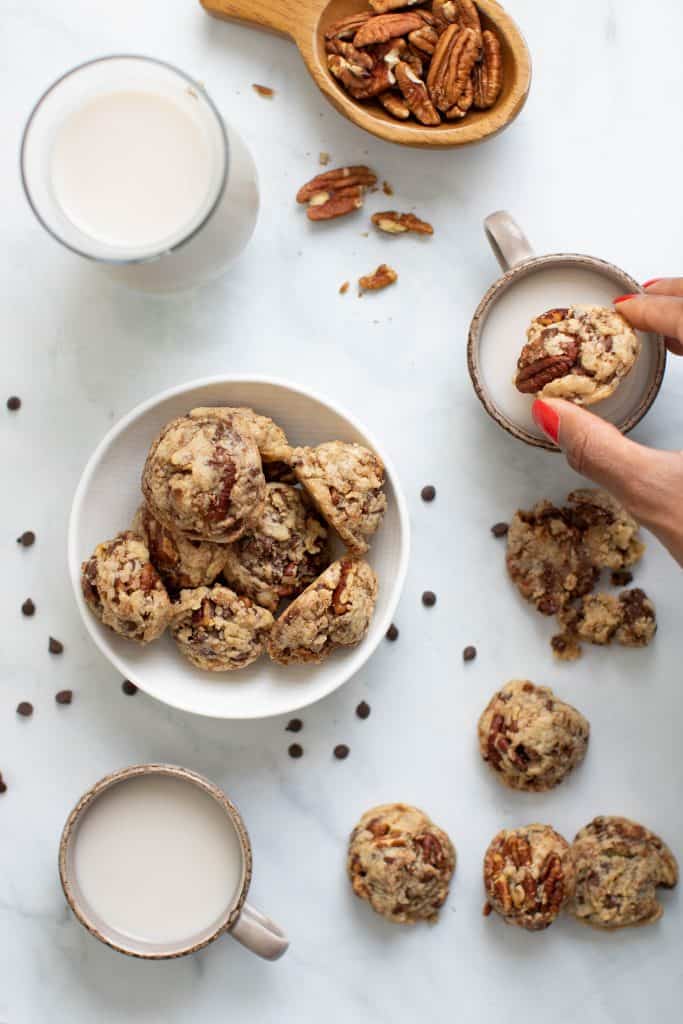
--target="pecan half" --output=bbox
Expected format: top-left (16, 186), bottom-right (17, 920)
top-left (354, 12), bottom-right (424, 47)
top-left (431, 0), bottom-right (458, 31)
top-left (515, 355), bottom-right (576, 394)
top-left (324, 12), bottom-right (372, 41)
top-left (427, 25), bottom-right (479, 112)
top-left (454, 0), bottom-right (482, 43)
top-left (378, 91), bottom-right (411, 119)
top-left (371, 211), bottom-right (434, 235)
top-left (369, 0), bottom-right (422, 10)
top-left (446, 75), bottom-right (474, 118)
top-left (296, 166), bottom-right (377, 222)
top-left (394, 61), bottom-right (440, 125)
top-left (358, 264), bottom-right (398, 291)
top-left (325, 37), bottom-right (374, 71)
top-left (329, 54), bottom-right (397, 99)
top-left (307, 186), bottom-right (364, 221)
top-left (473, 29), bottom-right (504, 109)
top-left (408, 24), bottom-right (440, 56)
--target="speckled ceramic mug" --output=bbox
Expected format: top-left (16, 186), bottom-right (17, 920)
top-left (59, 764), bottom-right (288, 961)
top-left (468, 210), bottom-right (667, 450)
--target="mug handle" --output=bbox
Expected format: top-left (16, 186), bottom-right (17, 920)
top-left (484, 211), bottom-right (535, 272)
top-left (230, 902), bottom-right (289, 961)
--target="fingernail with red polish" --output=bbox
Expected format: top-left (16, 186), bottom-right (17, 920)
top-left (642, 278), bottom-right (662, 289)
top-left (613, 294), bottom-right (637, 304)
top-left (532, 399), bottom-right (560, 444)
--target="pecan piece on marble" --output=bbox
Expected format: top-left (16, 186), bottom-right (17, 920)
top-left (369, 0), bottom-right (422, 10)
top-left (324, 12), bottom-right (372, 41)
top-left (354, 12), bottom-right (424, 47)
top-left (371, 211), bottom-right (434, 235)
top-left (394, 61), bottom-right (441, 125)
top-left (473, 29), bottom-right (504, 109)
top-left (427, 25), bottom-right (479, 112)
top-left (296, 166), bottom-right (377, 222)
top-left (358, 264), bottom-right (398, 292)
top-left (515, 355), bottom-right (576, 394)
top-left (378, 91), bottom-right (411, 119)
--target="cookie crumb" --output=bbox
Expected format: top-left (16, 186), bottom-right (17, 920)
top-left (463, 645), bottom-right (477, 662)
top-left (356, 701), bottom-right (371, 720)
top-left (285, 718), bottom-right (303, 733)
top-left (382, 181), bottom-right (394, 196)
top-left (48, 637), bottom-right (64, 655)
top-left (319, 151), bottom-right (330, 166)
top-left (386, 623), bottom-right (399, 642)
top-left (17, 702), bottom-right (33, 717)
top-left (17, 531), bottom-right (35, 547)
top-left (55, 690), bottom-right (73, 705)
top-left (491, 522), bottom-right (509, 537)
top-left (421, 485), bottom-right (436, 502)
top-left (288, 743), bottom-right (303, 759)
top-left (7, 396), bottom-right (21, 411)
top-left (121, 680), bottom-right (138, 696)
top-left (252, 84), bottom-right (274, 98)
top-left (422, 591), bottom-right (437, 608)
top-left (334, 744), bottom-right (350, 760)
top-left (339, 281), bottom-right (349, 295)
top-left (21, 599), bottom-right (35, 617)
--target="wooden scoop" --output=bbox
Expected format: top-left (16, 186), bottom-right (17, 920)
top-left (200, 0), bottom-right (531, 148)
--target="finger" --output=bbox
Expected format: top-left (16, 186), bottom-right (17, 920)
top-left (643, 277), bottom-right (683, 297)
top-left (613, 293), bottom-right (683, 350)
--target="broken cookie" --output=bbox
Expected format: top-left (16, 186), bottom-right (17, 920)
top-left (552, 587), bottom-right (656, 660)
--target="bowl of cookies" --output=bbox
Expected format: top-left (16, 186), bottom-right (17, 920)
top-left (68, 377), bottom-right (409, 719)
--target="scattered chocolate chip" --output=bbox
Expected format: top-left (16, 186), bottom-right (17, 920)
top-left (17, 531), bottom-right (35, 547)
top-left (288, 743), bottom-right (303, 759)
top-left (48, 637), bottom-right (64, 655)
top-left (422, 591), bottom-right (437, 607)
top-left (285, 718), bottom-right (303, 733)
top-left (421, 485), bottom-right (436, 502)
top-left (121, 680), bottom-right (138, 696)
top-left (21, 598), bottom-right (35, 617)
top-left (0, 778), bottom-right (7, 794)
top-left (356, 701), bottom-right (371, 720)
top-left (463, 645), bottom-right (477, 662)
top-left (16, 702), bottom-right (33, 717)
top-left (7, 396), bottom-right (21, 411)
top-left (611, 570), bottom-right (634, 587)
top-left (491, 522), bottom-right (509, 538)
top-left (386, 623), bottom-right (399, 641)
top-left (334, 744), bottom-right (350, 760)
top-left (55, 690), bottom-right (72, 705)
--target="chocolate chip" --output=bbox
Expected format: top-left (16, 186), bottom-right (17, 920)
top-left (6, 396), bottom-right (21, 411)
top-left (356, 701), bottom-right (371, 720)
top-left (16, 702), bottom-right (33, 717)
top-left (334, 744), bottom-right (350, 760)
top-left (288, 743), bottom-right (303, 758)
top-left (421, 485), bottom-right (436, 502)
top-left (121, 680), bottom-right (138, 696)
top-left (491, 522), bottom-right (509, 538)
top-left (463, 645), bottom-right (477, 662)
top-left (611, 570), bottom-right (633, 587)
top-left (0, 778), bottom-right (7, 794)
top-left (285, 718), bottom-right (303, 733)
top-left (48, 637), bottom-right (64, 654)
top-left (422, 591), bottom-right (437, 607)
top-left (386, 623), bottom-right (399, 641)
top-left (17, 531), bottom-right (35, 547)
top-left (21, 598), bottom-right (35, 617)
top-left (55, 690), bottom-right (72, 705)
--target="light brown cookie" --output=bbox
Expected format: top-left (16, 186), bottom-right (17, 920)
top-left (80, 531), bottom-right (171, 644)
top-left (515, 305), bottom-right (640, 406)
top-left (267, 557), bottom-right (378, 665)
top-left (568, 816), bottom-right (678, 929)
top-left (142, 410), bottom-right (265, 543)
top-left (132, 505), bottom-right (227, 593)
top-left (291, 441), bottom-right (386, 554)
top-left (347, 803), bottom-right (456, 925)
top-left (171, 584), bottom-right (273, 671)
top-left (478, 680), bottom-right (589, 792)
top-left (189, 406), bottom-right (291, 465)
top-left (483, 824), bottom-right (573, 931)
top-left (222, 483), bottom-right (329, 613)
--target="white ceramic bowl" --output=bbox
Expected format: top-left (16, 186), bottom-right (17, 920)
top-left (68, 377), bottom-right (409, 719)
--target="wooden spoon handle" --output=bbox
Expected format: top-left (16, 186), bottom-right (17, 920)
top-left (199, 0), bottom-right (309, 39)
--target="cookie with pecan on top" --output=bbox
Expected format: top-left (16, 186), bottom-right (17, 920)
top-left (483, 824), bottom-right (573, 931)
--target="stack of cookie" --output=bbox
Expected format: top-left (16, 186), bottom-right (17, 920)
top-left (80, 406), bottom-right (388, 673)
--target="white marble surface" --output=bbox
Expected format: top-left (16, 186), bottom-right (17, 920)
top-left (2, 1), bottom-right (683, 1021)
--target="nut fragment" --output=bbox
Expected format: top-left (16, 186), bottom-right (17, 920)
top-left (359, 264), bottom-right (398, 291)
top-left (371, 211), bottom-right (434, 235)
top-left (394, 61), bottom-right (440, 125)
top-left (484, 824), bottom-right (573, 931)
top-left (473, 29), bottom-right (503, 108)
top-left (252, 83), bottom-right (274, 98)
top-left (378, 91), bottom-right (411, 119)
top-left (354, 12), bottom-right (424, 47)
top-left (369, 0), bottom-right (422, 10)
top-left (427, 25), bottom-right (479, 112)
top-left (296, 165), bottom-right (377, 222)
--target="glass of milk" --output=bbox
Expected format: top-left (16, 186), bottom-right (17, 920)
top-left (59, 765), bottom-right (288, 960)
top-left (20, 56), bottom-right (259, 292)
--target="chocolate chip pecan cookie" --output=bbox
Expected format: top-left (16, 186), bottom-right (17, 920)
top-left (132, 505), bottom-right (227, 593)
top-left (222, 483), bottom-right (330, 613)
top-left (171, 584), bottom-right (273, 671)
top-left (190, 406), bottom-right (291, 466)
top-left (566, 489), bottom-right (644, 570)
top-left (291, 441), bottom-right (386, 554)
top-left (552, 588), bottom-right (656, 661)
top-left (81, 531), bottom-right (171, 644)
top-left (515, 305), bottom-right (640, 405)
top-left (478, 680), bottom-right (590, 792)
top-left (267, 557), bottom-right (378, 665)
top-left (347, 803), bottom-right (456, 924)
top-left (568, 816), bottom-right (678, 929)
top-left (141, 409), bottom-right (265, 544)
top-left (483, 824), bottom-right (574, 931)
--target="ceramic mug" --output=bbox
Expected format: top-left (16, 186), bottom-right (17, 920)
top-left (467, 210), bottom-right (667, 450)
top-left (59, 764), bottom-right (288, 961)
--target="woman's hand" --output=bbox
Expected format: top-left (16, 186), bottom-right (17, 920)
top-left (531, 279), bottom-right (683, 567)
